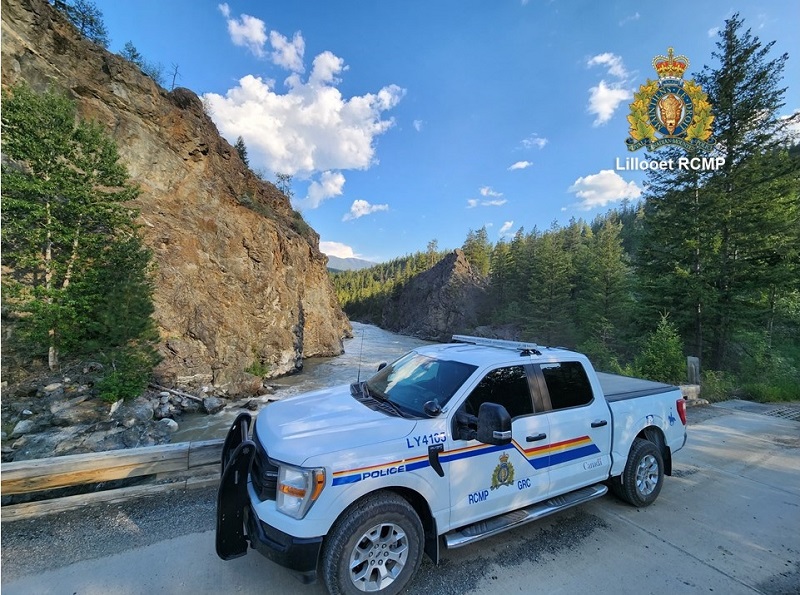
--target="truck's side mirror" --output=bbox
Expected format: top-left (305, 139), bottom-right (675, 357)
top-left (377, 362), bottom-right (387, 371)
top-left (476, 402), bottom-right (512, 445)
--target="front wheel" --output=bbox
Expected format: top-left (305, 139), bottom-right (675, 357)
top-left (614, 438), bottom-right (664, 507)
top-left (320, 492), bottom-right (424, 595)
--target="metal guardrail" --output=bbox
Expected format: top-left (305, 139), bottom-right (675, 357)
top-left (0, 439), bottom-right (223, 521)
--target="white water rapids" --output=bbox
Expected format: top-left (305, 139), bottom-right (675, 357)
top-left (170, 322), bottom-right (430, 442)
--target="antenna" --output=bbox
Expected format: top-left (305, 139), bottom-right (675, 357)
top-left (356, 328), bottom-right (366, 382)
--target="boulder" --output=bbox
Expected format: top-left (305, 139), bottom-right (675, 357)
top-left (10, 419), bottom-right (35, 438)
top-left (114, 397), bottom-right (155, 427)
top-left (202, 396), bottom-right (226, 415)
top-left (159, 418), bottom-right (179, 433)
top-left (50, 399), bottom-right (105, 427)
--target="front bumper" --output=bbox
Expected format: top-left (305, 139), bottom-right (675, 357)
top-left (245, 503), bottom-right (323, 583)
top-left (216, 412), bottom-right (323, 583)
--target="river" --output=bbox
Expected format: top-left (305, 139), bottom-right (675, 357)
top-left (170, 322), bottom-right (431, 442)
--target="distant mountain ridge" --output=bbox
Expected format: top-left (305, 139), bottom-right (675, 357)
top-left (327, 255), bottom-right (376, 271)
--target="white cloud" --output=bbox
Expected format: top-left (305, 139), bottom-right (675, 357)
top-left (588, 80), bottom-right (631, 126)
top-left (413, 119), bottom-right (424, 132)
top-left (508, 160), bottom-right (533, 170)
top-left (342, 199), bottom-right (389, 221)
top-left (211, 10), bottom-right (405, 196)
top-left (203, 72), bottom-right (404, 179)
top-left (479, 186), bottom-right (503, 198)
top-left (587, 52), bottom-right (628, 79)
top-left (320, 241), bottom-right (357, 258)
top-left (499, 221), bottom-right (514, 237)
top-left (586, 53), bottom-right (631, 126)
top-left (219, 4), bottom-right (267, 57)
top-left (298, 171), bottom-right (346, 210)
top-left (305, 51), bottom-right (347, 87)
top-left (568, 169), bottom-right (642, 210)
top-left (521, 133), bottom-right (548, 149)
top-left (708, 27), bottom-right (720, 38)
top-left (269, 30), bottom-right (305, 72)
top-left (467, 198), bottom-right (507, 208)
top-left (619, 12), bottom-right (640, 26)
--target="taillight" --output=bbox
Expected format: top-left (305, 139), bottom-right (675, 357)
top-left (676, 398), bottom-right (687, 425)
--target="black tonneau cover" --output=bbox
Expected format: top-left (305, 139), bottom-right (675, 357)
top-left (597, 372), bottom-right (677, 402)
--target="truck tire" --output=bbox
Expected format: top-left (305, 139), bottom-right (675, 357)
top-left (320, 492), bottom-right (424, 595)
top-left (616, 438), bottom-right (664, 507)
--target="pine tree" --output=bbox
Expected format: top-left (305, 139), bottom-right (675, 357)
top-left (695, 14), bottom-right (799, 367)
top-left (118, 41), bottom-right (165, 86)
top-left (1, 84), bottom-right (159, 397)
top-left (59, 0), bottom-right (110, 47)
top-left (527, 228), bottom-right (574, 345)
top-left (639, 14), bottom-right (799, 369)
top-left (462, 227), bottom-right (491, 276)
top-left (234, 136), bottom-right (249, 167)
top-left (120, 41), bottom-right (143, 64)
top-left (576, 219), bottom-right (632, 352)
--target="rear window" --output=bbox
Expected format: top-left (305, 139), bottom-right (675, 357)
top-left (541, 362), bottom-right (593, 410)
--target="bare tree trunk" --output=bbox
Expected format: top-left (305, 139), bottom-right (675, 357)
top-left (45, 201), bottom-right (57, 371)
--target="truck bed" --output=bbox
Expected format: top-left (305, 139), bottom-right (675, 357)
top-left (597, 372), bottom-right (677, 402)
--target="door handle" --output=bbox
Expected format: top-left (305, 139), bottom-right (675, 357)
top-left (526, 433), bottom-right (547, 442)
top-left (591, 420), bottom-right (608, 428)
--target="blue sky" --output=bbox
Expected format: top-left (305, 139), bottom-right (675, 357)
top-left (92, 0), bottom-right (799, 263)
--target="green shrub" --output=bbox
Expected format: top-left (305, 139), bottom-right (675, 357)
top-left (96, 344), bottom-right (160, 402)
top-left (245, 361), bottom-right (271, 378)
top-left (740, 378), bottom-right (799, 403)
top-left (629, 314), bottom-right (685, 384)
top-left (700, 370), bottom-right (737, 402)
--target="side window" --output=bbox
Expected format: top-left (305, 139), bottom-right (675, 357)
top-left (462, 365), bottom-right (533, 419)
top-left (541, 362), bottom-right (593, 410)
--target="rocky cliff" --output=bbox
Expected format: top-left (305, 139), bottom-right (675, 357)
top-left (1, 0), bottom-right (351, 392)
top-left (382, 250), bottom-right (489, 341)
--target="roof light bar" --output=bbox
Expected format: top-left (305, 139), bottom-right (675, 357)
top-left (451, 335), bottom-right (543, 355)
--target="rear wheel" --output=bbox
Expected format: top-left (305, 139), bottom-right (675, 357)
top-left (615, 438), bottom-right (664, 507)
top-left (321, 492), bottom-right (423, 595)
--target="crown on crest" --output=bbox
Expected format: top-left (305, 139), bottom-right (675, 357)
top-left (652, 47), bottom-right (689, 80)
top-left (499, 453), bottom-right (509, 463)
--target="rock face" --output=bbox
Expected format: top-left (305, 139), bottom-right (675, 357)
top-left (1, 0), bottom-right (350, 389)
top-left (382, 250), bottom-right (489, 341)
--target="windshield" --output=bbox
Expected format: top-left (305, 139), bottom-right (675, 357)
top-left (366, 351), bottom-right (477, 416)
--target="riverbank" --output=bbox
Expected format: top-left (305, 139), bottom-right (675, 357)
top-left (1, 323), bottom-right (430, 461)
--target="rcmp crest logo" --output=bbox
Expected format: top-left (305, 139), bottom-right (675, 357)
top-left (626, 47), bottom-right (716, 152)
top-left (490, 453), bottom-right (515, 490)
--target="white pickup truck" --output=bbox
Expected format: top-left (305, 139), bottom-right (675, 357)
top-left (216, 335), bottom-right (687, 595)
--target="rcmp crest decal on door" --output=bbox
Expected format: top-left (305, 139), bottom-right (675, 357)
top-left (491, 453), bottom-right (515, 490)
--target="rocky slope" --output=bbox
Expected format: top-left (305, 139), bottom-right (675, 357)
top-left (1, 0), bottom-right (351, 392)
top-left (382, 250), bottom-right (489, 341)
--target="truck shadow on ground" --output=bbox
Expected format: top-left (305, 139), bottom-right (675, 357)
top-left (408, 509), bottom-right (607, 595)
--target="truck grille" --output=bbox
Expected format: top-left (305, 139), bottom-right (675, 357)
top-left (251, 426), bottom-right (278, 501)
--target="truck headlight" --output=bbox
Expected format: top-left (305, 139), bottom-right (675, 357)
top-left (276, 464), bottom-right (325, 519)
